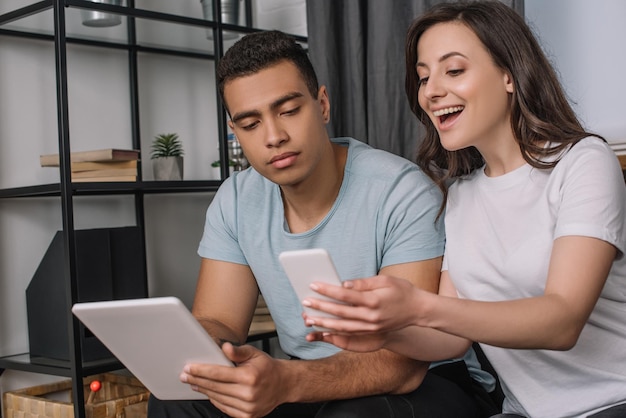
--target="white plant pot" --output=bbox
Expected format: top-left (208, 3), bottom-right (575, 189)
top-left (152, 157), bottom-right (183, 181)
top-left (200, 0), bottom-right (241, 40)
top-left (82, 0), bottom-right (122, 27)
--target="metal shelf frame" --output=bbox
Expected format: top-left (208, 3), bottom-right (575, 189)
top-left (0, 1), bottom-right (280, 417)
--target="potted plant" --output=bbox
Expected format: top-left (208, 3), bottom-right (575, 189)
top-left (211, 159), bottom-right (236, 179)
top-left (151, 133), bottom-right (184, 180)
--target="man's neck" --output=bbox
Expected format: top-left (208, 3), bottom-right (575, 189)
top-left (282, 142), bottom-right (348, 234)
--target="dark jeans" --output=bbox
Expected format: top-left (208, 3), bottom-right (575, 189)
top-left (148, 360), bottom-right (498, 418)
top-left (489, 402), bottom-right (626, 418)
top-left (588, 402), bottom-right (626, 417)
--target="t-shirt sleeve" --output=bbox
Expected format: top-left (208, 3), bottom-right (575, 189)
top-left (379, 167), bottom-right (445, 268)
top-left (197, 178), bottom-right (248, 265)
top-left (554, 140), bottom-right (626, 256)
top-left (442, 252), bottom-right (448, 272)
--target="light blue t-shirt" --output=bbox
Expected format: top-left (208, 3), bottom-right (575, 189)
top-left (198, 137), bottom-right (493, 389)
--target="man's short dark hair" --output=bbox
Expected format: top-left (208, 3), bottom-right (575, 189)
top-left (217, 30), bottom-right (319, 111)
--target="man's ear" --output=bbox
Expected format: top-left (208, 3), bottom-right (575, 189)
top-left (318, 85), bottom-right (330, 123)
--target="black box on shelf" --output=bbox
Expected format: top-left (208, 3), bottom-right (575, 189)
top-left (26, 227), bottom-right (148, 365)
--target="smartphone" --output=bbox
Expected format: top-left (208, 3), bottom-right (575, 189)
top-left (279, 248), bottom-right (344, 329)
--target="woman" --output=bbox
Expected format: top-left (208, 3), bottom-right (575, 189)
top-left (302, 2), bottom-right (626, 417)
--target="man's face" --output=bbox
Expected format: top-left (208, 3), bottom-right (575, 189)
top-left (224, 60), bottom-right (330, 187)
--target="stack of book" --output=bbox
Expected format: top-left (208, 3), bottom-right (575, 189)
top-left (248, 295), bottom-right (276, 335)
top-left (40, 148), bottom-right (140, 182)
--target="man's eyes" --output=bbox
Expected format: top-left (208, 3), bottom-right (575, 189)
top-left (241, 121), bottom-right (259, 130)
top-left (281, 106), bottom-right (300, 116)
top-left (238, 106), bottom-right (301, 130)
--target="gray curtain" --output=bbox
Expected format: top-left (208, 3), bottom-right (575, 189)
top-left (306, 0), bottom-right (524, 160)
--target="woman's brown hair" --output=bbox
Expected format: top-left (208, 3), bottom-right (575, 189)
top-left (406, 1), bottom-right (601, 215)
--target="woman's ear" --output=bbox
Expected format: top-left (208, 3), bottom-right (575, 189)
top-left (504, 72), bottom-right (514, 93)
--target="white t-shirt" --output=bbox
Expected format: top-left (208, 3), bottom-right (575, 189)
top-left (444, 137), bottom-right (626, 417)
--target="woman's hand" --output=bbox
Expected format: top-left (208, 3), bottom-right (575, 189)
top-left (303, 272), bottom-right (472, 360)
top-left (305, 328), bottom-right (393, 352)
top-left (302, 275), bottom-right (423, 334)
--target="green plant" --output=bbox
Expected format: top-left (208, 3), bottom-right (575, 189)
top-left (211, 159), bottom-right (236, 167)
top-left (150, 133), bottom-right (183, 159)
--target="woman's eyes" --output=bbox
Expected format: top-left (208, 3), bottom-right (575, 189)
top-left (418, 69), bottom-right (464, 86)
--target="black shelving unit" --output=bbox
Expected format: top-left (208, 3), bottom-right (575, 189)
top-left (0, 2), bottom-right (302, 417)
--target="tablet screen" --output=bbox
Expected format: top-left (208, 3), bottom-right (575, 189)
top-left (72, 296), bottom-right (233, 400)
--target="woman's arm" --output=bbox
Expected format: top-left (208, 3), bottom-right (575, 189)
top-left (426, 235), bottom-right (615, 349)
top-left (306, 268), bottom-right (471, 360)
top-left (306, 235), bottom-right (615, 352)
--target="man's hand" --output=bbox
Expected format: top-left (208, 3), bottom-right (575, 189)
top-left (180, 343), bottom-right (288, 418)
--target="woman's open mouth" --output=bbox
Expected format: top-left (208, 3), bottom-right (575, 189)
top-left (433, 105), bottom-right (464, 125)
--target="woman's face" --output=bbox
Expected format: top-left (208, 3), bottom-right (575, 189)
top-left (416, 22), bottom-right (514, 153)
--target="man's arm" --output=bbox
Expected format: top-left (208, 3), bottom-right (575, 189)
top-left (185, 258), bottom-right (441, 406)
top-left (183, 258), bottom-right (440, 416)
top-left (185, 340), bottom-right (428, 417)
top-left (279, 257), bottom-right (442, 401)
top-left (192, 258), bottom-right (260, 345)
top-left (279, 348), bottom-right (426, 402)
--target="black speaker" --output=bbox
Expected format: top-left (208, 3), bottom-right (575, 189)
top-left (26, 227), bottom-right (148, 365)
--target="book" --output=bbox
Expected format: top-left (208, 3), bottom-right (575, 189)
top-left (69, 160), bottom-right (138, 172)
top-left (71, 167), bottom-right (137, 179)
top-left (40, 148), bottom-right (140, 167)
top-left (617, 154), bottom-right (626, 171)
top-left (72, 175), bottom-right (137, 183)
top-left (248, 317), bottom-right (276, 335)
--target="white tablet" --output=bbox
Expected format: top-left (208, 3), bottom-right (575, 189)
top-left (72, 296), bottom-right (233, 400)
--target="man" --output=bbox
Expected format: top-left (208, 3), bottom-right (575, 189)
top-left (148, 30), bottom-right (494, 418)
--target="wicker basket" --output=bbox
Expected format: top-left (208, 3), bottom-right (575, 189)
top-left (3, 373), bottom-right (150, 418)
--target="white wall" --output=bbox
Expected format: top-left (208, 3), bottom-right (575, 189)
top-left (525, 0), bottom-right (626, 148)
top-left (0, 0), bottom-right (306, 401)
